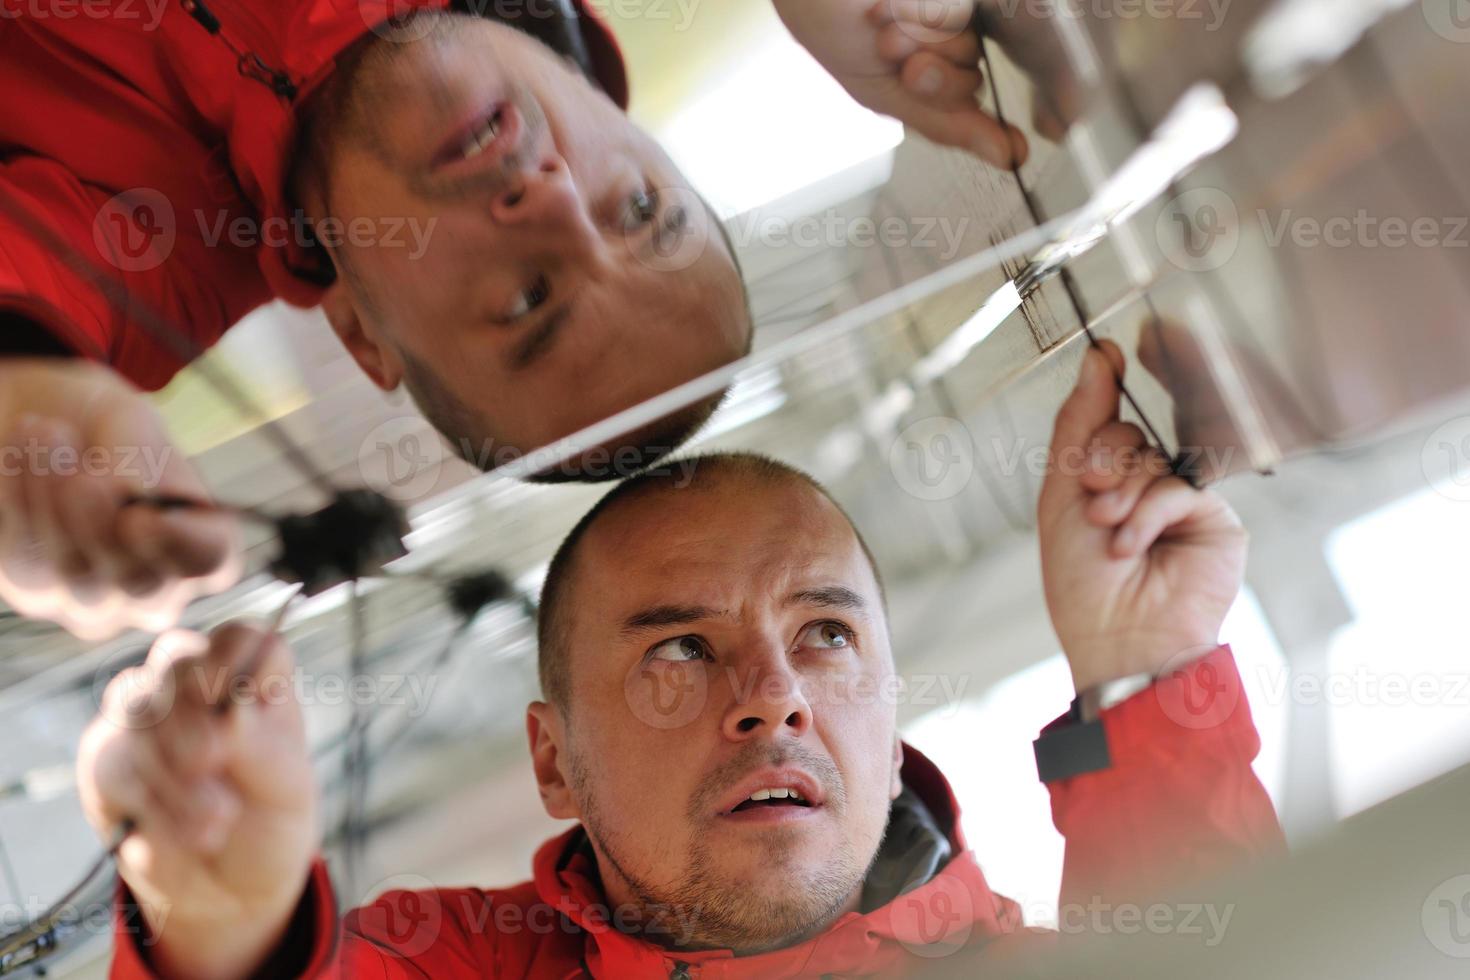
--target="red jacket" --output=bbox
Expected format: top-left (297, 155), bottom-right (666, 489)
top-left (0, 0), bottom-right (627, 390)
top-left (112, 646), bottom-right (1284, 978)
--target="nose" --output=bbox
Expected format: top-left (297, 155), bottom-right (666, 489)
top-left (720, 650), bottom-right (813, 742)
top-left (489, 154), bottom-right (600, 255)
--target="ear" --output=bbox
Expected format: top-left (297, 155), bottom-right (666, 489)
top-left (890, 736), bottom-right (904, 802)
top-left (527, 701), bottom-right (580, 820)
top-left (321, 281), bottom-right (403, 392)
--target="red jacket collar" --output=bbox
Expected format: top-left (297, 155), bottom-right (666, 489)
top-left (528, 744), bottom-right (1019, 978)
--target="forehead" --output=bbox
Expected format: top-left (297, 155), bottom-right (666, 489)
top-left (573, 477), bottom-right (876, 613)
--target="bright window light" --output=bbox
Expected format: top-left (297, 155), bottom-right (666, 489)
top-left (654, 33), bottom-right (904, 217)
top-left (1325, 488), bottom-right (1470, 817)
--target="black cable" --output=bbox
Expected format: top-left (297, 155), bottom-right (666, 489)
top-left (0, 820), bottom-right (132, 975)
top-left (121, 494), bottom-right (279, 527)
top-left (0, 109), bottom-right (494, 976)
top-left (0, 588), bottom-right (300, 972)
top-left (977, 28), bottom-right (1198, 487)
top-left (312, 618), bottom-right (474, 767)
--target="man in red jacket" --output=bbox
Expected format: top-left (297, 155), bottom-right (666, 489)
top-left (79, 341), bottom-right (1284, 978)
top-left (0, 0), bottom-right (744, 640)
top-left (0, 0), bottom-right (1038, 641)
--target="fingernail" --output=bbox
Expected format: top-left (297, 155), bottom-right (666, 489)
top-left (917, 66), bottom-right (943, 94)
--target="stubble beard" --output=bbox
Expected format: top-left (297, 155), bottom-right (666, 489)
top-left (568, 742), bottom-right (875, 955)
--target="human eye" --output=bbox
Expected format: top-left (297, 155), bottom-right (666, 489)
top-left (504, 275), bottom-right (550, 321)
top-left (619, 187), bottom-right (660, 232)
top-left (795, 621), bottom-right (855, 651)
top-left (649, 635), bottom-right (710, 663)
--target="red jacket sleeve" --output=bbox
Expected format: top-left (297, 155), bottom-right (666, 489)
top-left (1042, 645), bottom-right (1287, 909)
top-left (0, 157), bottom-right (120, 361)
top-left (109, 862), bottom-right (507, 979)
top-left (109, 862), bottom-right (341, 979)
top-left (0, 156), bottom-right (242, 390)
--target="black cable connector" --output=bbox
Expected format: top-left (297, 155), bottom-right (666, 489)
top-left (270, 491), bottom-right (409, 596)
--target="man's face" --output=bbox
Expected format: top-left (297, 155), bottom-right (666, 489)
top-left (316, 19), bottom-right (750, 460)
top-left (537, 477), bottom-right (902, 953)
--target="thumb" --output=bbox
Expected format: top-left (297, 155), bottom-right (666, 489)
top-left (1050, 341), bottom-right (1127, 459)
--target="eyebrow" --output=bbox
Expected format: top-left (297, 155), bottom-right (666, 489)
top-left (785, 586), bottom-right (868, 612)
top-left (621, 604), bottom-right (726, 636)
top-left (617, 587), bottom-right (868, 638)
top-left (507, 304), bottom-right (571, 372)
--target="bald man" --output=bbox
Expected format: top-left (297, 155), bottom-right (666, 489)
top-left (80, 341), bottom-right (1282, 978)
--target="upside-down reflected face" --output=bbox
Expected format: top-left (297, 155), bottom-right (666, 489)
top-left (528, 474), bottom-right (903, 954)
top-left (309, 16), bottom-right (751, 464)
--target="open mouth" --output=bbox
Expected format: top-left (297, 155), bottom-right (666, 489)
top-left (714, 768), bottom-right (826, 819)
top-left (728, 787), bottom-right (815, 814)
top-left (432, 102), bottom-right (521, 175)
